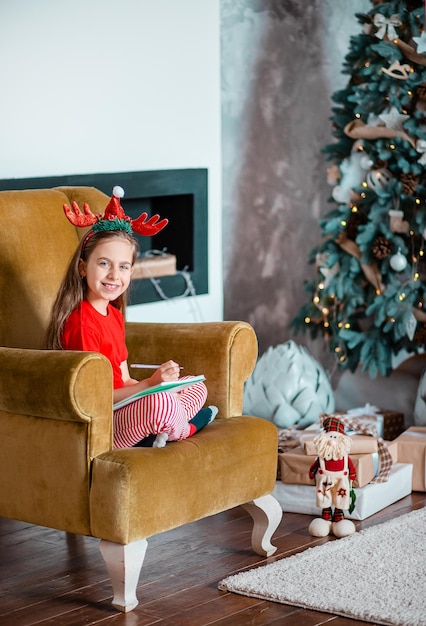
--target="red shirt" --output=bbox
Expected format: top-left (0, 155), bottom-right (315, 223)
top-left (62, 300), bottom-right (128, 389)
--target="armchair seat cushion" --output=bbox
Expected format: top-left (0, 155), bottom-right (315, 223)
top-left (90, 416), bottom-right (277, 543)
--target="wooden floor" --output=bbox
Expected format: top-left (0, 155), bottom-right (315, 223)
top-left (1, 491), bottom-right (425, 626)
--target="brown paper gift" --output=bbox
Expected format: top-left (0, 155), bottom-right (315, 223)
top-left (395, 427), bottom-right (426, 491)
top-left (301, 433), bottom-right (379, 456)
top-left (277, 446), bottom-right (392, 488)
top-left (132, 253), bottom-right (177, 279)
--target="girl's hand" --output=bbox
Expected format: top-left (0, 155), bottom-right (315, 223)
top-left (148, 360), bottom-right (181, 386)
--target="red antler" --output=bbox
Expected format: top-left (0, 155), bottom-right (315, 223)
top-left (131, 212), bottom-right (169, 236)
top-left (63, 201), bottom-right (98, 227)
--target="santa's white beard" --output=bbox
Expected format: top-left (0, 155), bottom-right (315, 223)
top-left (313, 432), bottom-right (351, 460)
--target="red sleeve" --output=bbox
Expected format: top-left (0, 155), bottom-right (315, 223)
top-left (62, 309), bottom-right (101, 352)
top-left (309, 458), bottom-right (319, 479)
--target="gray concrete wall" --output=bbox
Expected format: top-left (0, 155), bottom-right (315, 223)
top-left (221, 0), bottom-right (371, 378)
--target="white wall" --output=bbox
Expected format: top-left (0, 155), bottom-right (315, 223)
top-left (0, 0), bottom-right (222, 323)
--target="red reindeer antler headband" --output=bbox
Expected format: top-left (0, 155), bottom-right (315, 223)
top-left (63, 186), bottom-right (169, 245)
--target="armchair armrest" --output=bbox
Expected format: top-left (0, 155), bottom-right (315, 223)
top-left (0, 347), bottom-right (112, 421)
top-left (0, 347), bottom-right (113, 533)
top-left (125, 321), bottom-right (258, 418)
top-left (0, 347), bottom-right (113, 457)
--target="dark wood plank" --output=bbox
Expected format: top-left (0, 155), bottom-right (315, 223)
top-left (1, 491), bottom-right (425, 625)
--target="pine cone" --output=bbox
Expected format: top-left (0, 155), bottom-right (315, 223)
top-left (372, 236), bottom-right (392, 259)
top-left (371, 160), bottom-right (388, 171)
top-left (400, 173), bottom-right (420, 195)
top-left (414, 324), bottom-right (426, 346)
top-left (346, 212), bottom-right (367, 241)
top-left (416, 84), bottom-right (426, 102)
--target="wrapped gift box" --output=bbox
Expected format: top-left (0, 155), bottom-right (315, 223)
top-left (301, 433), bottom-right (378, 456)
top-left (395, 427), bottom-right (426, 491)
top-left (380, 410), bottom-right (406, 440)
top-left (132, 253), bottom-right (177, 279)
top-left (278, 442), bottom-right (397, 489)
top-left (272, 463), bottom-right (412, 520)
top-left (337, 408), bottom-right (404, 441)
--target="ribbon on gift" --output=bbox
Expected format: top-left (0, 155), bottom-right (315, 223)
top-left (320, 412), bottom-right (393, 483)
top-left (374, 13), bottom-right (402, 40)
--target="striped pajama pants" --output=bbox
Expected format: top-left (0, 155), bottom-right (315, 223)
top-left (113, 379), bottom-right (208, 449)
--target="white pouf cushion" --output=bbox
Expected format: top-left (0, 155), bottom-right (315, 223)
top-left (243, 340), bottom-right (335, 429)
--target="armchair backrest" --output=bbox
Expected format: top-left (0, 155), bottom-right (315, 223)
top-left (0, 186), bottom-right (108, 349)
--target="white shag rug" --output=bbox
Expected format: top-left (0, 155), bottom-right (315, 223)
top-left (219, 508), bottom-right (426, 626)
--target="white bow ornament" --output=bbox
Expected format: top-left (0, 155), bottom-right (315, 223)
top-left (416, 139), bottom-right (426, 165)
top-left (374, 13), bottom-right (401, 40)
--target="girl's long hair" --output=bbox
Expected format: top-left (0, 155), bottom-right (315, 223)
top-left (45, 230), bottom-right (139, 350)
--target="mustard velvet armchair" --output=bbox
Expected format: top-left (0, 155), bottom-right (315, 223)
top-left (0, 186), bottom-right (282, 612)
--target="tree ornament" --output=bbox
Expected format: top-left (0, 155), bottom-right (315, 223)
top-left (326, 164), bottom-right (340, 186)
top-left (381, 59), bottom-right (411, 79)
top-left (406, 313), bottom-right (417, 341)
top-left (331, 144), bottom-right (373, 204)
top-left (366, 168), bottom-right (393, 191)
top-left (378, 106), bottom-right (409, 131)
top-left (390, 249), bottom-right (408, 272)
top-left (389, 209), bottom-right (409, 233)
top-left (414, 323), bottom-right (426, 345)
top-left (415, 83), bottom-right (426, 101)
top-left (373, 13), bottom-right (401, 40)
top-left (413, 31), bottom-right (426, 54)
top-left (372, 236), bottom-right (392, 259)
top-left (416, 139), bottom-right (426, 164)
top-left (346, 211), bottom-right (367, 240)
top-left (400, 173), bottom-right (420, 195)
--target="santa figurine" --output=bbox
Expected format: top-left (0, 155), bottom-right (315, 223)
top-left (308, 416), bottom-right (357, 538)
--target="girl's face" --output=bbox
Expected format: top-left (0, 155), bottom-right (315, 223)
top-left (79, 238), bottom-right (134, 314)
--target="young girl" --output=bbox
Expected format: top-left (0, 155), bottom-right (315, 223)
top-left (45, 187), bottom-right (217, 448)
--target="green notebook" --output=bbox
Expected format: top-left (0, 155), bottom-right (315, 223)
top-left (113, 375), bottom-right (206, 410)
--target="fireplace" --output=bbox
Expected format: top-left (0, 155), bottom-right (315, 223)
top-left (0, 169), bottom-right (208, 305)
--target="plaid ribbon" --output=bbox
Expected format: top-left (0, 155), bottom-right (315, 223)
top-left (319, 413), bottom-right (393, 483)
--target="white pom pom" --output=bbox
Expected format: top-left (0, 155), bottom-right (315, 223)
top-left (112, 185), bottom-right (125, 198)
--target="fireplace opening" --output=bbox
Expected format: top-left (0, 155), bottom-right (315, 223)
top-left (0, 169), bottom-right (208, 305)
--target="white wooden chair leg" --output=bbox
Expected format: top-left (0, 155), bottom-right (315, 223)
top-left (99, 538), bottom-right (148, 612)
top-left (242, 494), bottom-right (283, 557)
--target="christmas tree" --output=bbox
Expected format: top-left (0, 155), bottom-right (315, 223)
top-left (292, 0), bottom-right (426, 378)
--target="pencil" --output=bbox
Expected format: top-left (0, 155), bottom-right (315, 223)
top-left (130, 364), bottom-right (184, 369)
